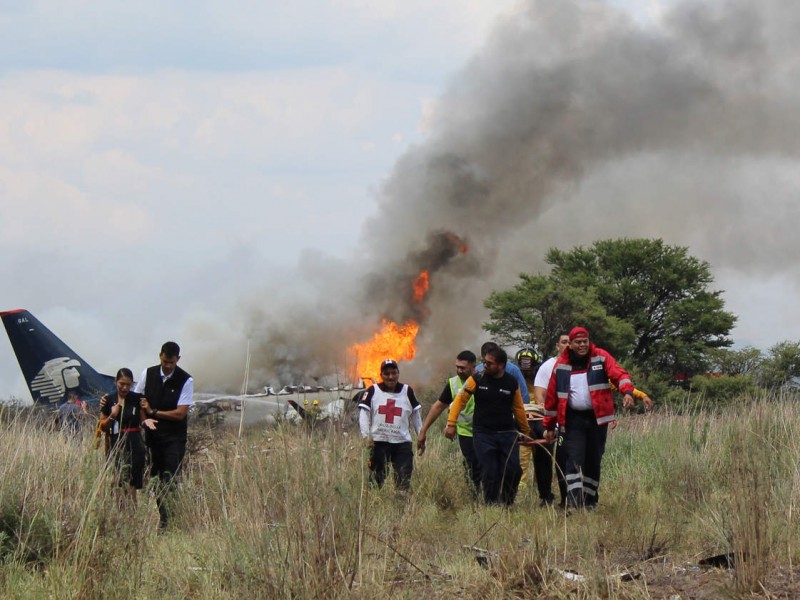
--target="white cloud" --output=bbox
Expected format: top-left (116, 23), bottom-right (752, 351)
top-left (0, 68), bottom-right (436, 257)
top-left (9, 0), bottom-right (789, 401)
top-left (0, 1), bottom-right (523, 398)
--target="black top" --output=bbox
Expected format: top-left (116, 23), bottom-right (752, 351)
top-left (471, 371), bottom-right (520, 432)
top-left (103, 391), bottom-right (143, 430)
top-left (142, 365), bottom-right (191, 438)
top-left (438, 382), bottom-right (454, 405)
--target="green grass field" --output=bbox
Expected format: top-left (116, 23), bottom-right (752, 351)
top-left (1, 395), bottom-right (798, 599)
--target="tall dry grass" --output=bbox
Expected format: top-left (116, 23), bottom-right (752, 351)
top-left (0, 395), bottom-right (799, 598)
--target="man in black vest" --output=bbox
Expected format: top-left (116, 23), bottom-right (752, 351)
top-left (136, 341), bottom-right (194, 528)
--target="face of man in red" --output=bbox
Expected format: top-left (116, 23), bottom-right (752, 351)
top-left (569, 335), bottom-right (590, 357)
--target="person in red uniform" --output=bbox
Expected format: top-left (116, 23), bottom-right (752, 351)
top-left (543, 327), bottom-right (635, 510)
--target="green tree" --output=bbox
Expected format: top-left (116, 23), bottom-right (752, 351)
top-left (689, 374), bottom-right (759, 406)
top-left (708, 346), bottom-right (764, 376)
top-left (484, 238), bottom-right (735, 373)
top-left (483, 275), bottom-right (635, 357)
top-left (758, 341), bottom-right (800, 388)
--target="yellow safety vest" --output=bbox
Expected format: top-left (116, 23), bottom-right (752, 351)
top-left (450, 376), bottom-right (475, 437)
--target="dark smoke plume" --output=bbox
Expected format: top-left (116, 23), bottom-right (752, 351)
top-left (199, 0), bottom-right (800, 390)
top-left (361, 229), bottom-right (472, 324)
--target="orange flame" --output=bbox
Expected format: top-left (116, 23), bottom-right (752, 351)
top-left (351, 320), bottom-right (420, 384)
top-left (412, 271), bottom-right (430, 303)
top-left (350, 270), bottom-right (431, 384)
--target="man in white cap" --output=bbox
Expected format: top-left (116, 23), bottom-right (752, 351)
top-left (358, 359), bottom-right (422, 491)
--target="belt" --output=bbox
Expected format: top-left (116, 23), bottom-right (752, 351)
top-left (121, 427), bottom-right (140, 433)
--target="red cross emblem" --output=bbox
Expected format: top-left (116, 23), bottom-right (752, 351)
top-left (377, 398), bottom-right (403, 424)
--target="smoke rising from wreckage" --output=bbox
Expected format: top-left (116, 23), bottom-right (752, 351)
top-left (230, 0), bottom-right (800, 388)
top-left (3, 1), bottom-right (800, 396)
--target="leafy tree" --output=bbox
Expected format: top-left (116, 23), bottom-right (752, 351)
top-left (758, 341), bottom-right (800, 388)
top-left (707, 346), bottom-right (764, 376)
top-left (484, 238), bottom-right (736, 373)
top-left (546, 239), bottom-right (735, 373)
top-left (688, 374), bottom-right (759, 406)
top-left (483, 275), bottom-right (635, 357)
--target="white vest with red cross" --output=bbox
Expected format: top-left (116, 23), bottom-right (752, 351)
top-left (364, 383), bottom-right (416, 443)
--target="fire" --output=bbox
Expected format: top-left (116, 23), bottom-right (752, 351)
top-left (350, 319), bottom-right (420, 384)
top-left (350, 270), bottom-right (432, 384)
top-left (412, 271), bottom-right (429, 303)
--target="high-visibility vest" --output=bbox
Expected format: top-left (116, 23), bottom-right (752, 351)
top-left (450, 376), bottom-right (475, 437)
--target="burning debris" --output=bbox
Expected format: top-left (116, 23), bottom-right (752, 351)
top-left (349, 231), bottom-right (469, 384)
top-left (350, 317), bottom-right (420, 385)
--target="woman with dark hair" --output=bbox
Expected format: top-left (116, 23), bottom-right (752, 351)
top-left (99, 368), bottom-right (157, 503)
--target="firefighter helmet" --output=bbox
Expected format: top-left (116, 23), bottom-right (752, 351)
top-left (515, 348), bottom-right (540, 370)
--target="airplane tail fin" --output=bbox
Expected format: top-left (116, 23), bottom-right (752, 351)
top-left (1, 309), bottom-right (115, 406)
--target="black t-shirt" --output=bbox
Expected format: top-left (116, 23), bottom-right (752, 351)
top-left (471, 372), bottom-right (520, 432)
top-left (438, 382), bottom-right (454, 405)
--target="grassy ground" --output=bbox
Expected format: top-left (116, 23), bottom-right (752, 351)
top-left (0, 395), bottom-right (799, 599)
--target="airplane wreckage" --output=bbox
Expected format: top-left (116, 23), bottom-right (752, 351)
top-left (0, 309), bottom-right (360, 428)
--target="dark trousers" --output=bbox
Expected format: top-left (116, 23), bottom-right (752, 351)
top-left (527, 438), bottom-right (569, 507)
top-left (472, 427), bottom-right (521, 506)
top-left (115, 431), bottom-right (146, 489)
top-left (529, 420), bottom-right (557, 504)
top-left (532, 442), bottom-right (556, 503)
top-left (561, 408), bottom-right (608, 509)
top-left (147, 433), bottom-right (187, 527)
top-left (553, 435), bottom-right (568, 506)
top-left (370, 441), bottom-right (413, 491)
top-left (458, 434), bottom-right (482, 495)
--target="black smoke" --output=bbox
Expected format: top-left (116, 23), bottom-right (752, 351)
top-left (197, 0), bottom-right (800, 389)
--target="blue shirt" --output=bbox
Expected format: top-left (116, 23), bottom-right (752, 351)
top-left (475, 360), bottom-right (530, 404)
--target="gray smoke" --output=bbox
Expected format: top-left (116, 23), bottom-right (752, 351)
top-left (196, 0), bottom-right (800, 390)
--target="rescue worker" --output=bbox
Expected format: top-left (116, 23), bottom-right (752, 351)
top-left (476, 342), bottom-right (531, 403)
top-left (446, 346), bottom-right (530, 506)
top-left (543, 327), bottom-right (634, 510)
top-left (515, 348), bottom-right (538, 492)
top-left (310, 399), bottom-right (321, 416)
top-left (359, 359), bottom-right (422, 491)
top-left (303, 398), bottom-right (323, 428)
top-left (515, 348), bottom-right (557, 506)
top-left (417, 350), bottom-right (481, 494)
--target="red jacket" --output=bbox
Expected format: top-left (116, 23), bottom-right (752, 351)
top-left (543, 344), bottom-right (634, 429)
